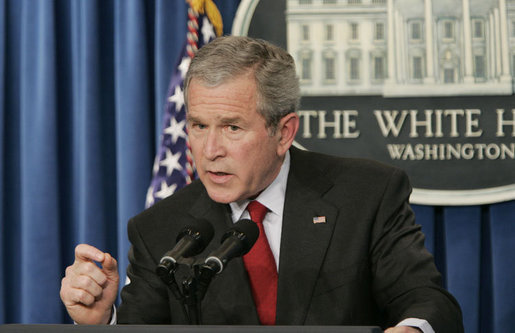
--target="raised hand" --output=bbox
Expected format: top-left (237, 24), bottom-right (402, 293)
top-left (60, 244), bottom-right (120, 324)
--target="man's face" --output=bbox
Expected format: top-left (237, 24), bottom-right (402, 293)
top-left (186, 73), bottom-right (285, 204)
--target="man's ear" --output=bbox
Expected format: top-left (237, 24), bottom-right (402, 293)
top-left (276, 113), bottom-right (300, 156)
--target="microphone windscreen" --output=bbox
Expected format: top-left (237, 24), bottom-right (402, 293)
top-left (176, 218), bottom-right (215, 255)
top-left (222, 219), bottom-right (259, 254)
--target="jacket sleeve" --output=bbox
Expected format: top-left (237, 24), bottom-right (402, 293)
top-left (117, 218), bottom-right (173, 324)
top-left (370, 168), bottom-right (464, 333)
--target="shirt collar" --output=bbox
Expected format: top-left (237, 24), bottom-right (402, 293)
top-left (229, 151), bottom-right (290, 222)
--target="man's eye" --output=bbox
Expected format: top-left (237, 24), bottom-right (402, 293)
top-left (192, 123), bottom-right (206, 130)
top-left (228, 125), bottom-right (241, 132)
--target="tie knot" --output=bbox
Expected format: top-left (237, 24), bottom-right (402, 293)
top-left (247, 201), bottom-right (268, 224)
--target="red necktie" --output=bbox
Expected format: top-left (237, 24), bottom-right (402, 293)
top-left (242, 201), bottom-right (278, 325)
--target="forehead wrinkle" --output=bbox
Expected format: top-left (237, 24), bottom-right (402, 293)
top-left (188, 76), bottom-right (257, 107)
top-left (186, 109), bottom-right (247, 127)
top-left (195, 91), bottom-right (254, 108)
top-left (188, 97), bottom-right (254, 121)
top-left (188, 96), bottom-right (255, 125)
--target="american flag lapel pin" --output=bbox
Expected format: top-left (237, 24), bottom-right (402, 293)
top-left (313, 216), bottom-right (326, 224)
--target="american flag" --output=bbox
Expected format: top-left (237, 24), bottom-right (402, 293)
top-left (312, 216), bottom-right (327, 224)
top-left (145, 7), bottom-right (220, 208)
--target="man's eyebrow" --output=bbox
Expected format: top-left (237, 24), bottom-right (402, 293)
top-left (186, 114), bottom-right (245, 126)
top-left (219, 116), bottom-right (243, 124)
top-left (186, 114), bottom-right (200, 123)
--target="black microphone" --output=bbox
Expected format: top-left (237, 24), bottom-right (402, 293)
top-left (156, 219), bottom-right (214, 280)
top-left (204, 219), bottom-right (259, 274)
top-left (194, 219), bottom-right (259, 301)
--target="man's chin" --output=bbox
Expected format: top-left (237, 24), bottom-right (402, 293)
top-left (205, 188), bottom-right (239, 204)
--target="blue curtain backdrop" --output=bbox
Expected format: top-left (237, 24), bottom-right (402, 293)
top-left (0, 1), bottom-right (514, 332)
top-left (0, 0), bottom-right (240, 324)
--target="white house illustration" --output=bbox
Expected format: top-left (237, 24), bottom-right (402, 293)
top-left (286, 0), bottom-right (515, 96)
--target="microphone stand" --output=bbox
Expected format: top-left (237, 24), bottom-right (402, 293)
top-left (156, 265), bottom-right (190, 323)
top-left (195, 262), bottom-right (217, 302)
top-left (157, 260), bottom-right (218, 325)
top-left (182, 276), bottom-right (200, 325)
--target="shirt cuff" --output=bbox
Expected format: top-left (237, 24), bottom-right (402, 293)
top-left (397, 318), bottom-right (434, 333)
top-left (73, 304), bottom-right (116, 325)
top-left (108, 304), bottom-right (117, 325)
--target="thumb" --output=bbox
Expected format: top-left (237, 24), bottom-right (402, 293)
top-left (101, 253), bottom-right (119, 278)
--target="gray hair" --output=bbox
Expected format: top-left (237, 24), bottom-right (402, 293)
top-left (184, 36), bottom-right (300, 133)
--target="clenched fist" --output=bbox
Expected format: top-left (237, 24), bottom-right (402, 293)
top-left (60, 244), bottom-right (119, 324)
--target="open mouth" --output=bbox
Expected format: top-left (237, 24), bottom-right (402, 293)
top-left (207, 170), bottom-right (232, 184)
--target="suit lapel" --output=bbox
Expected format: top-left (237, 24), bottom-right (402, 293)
top-left (188, 188), bottom-right (231, 229)
top-left (276, 148), bottom-right (338, 325)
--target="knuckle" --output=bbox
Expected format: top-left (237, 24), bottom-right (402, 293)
top-left (77, 289), bottom-right (93, 305)
top-left (91, 285), bottom-right (103, 297)
top-left (77, 275), bottom-right (92, 289)
top-left (61, 276), bottom-right (69, 289)
top-left (59, 287), bottom-right (67, 301)
top-left (97, 274), bottom-right (107, 285)
top-left (74, 289), bottom-right (84, 303)
top-left (83, 262), bottom-right (96, 274)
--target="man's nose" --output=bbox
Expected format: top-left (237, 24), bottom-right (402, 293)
top-left (203, 130), bottom-right (225, 160)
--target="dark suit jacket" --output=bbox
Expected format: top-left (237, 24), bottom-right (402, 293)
top-left (118, 147), bottom-right (463, 332)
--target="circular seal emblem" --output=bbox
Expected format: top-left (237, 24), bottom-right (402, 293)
top-left (233, 0), bottom-right (515, 205)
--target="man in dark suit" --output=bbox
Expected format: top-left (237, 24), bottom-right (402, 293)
top-left (60, 36), bottom-right (463, 332)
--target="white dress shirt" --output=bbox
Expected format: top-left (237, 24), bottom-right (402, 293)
top-left (229, 151), bottom-right (291, 270)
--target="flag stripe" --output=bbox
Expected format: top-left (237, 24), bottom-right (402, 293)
top-left (146, 9), bottom-right (217, 208)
